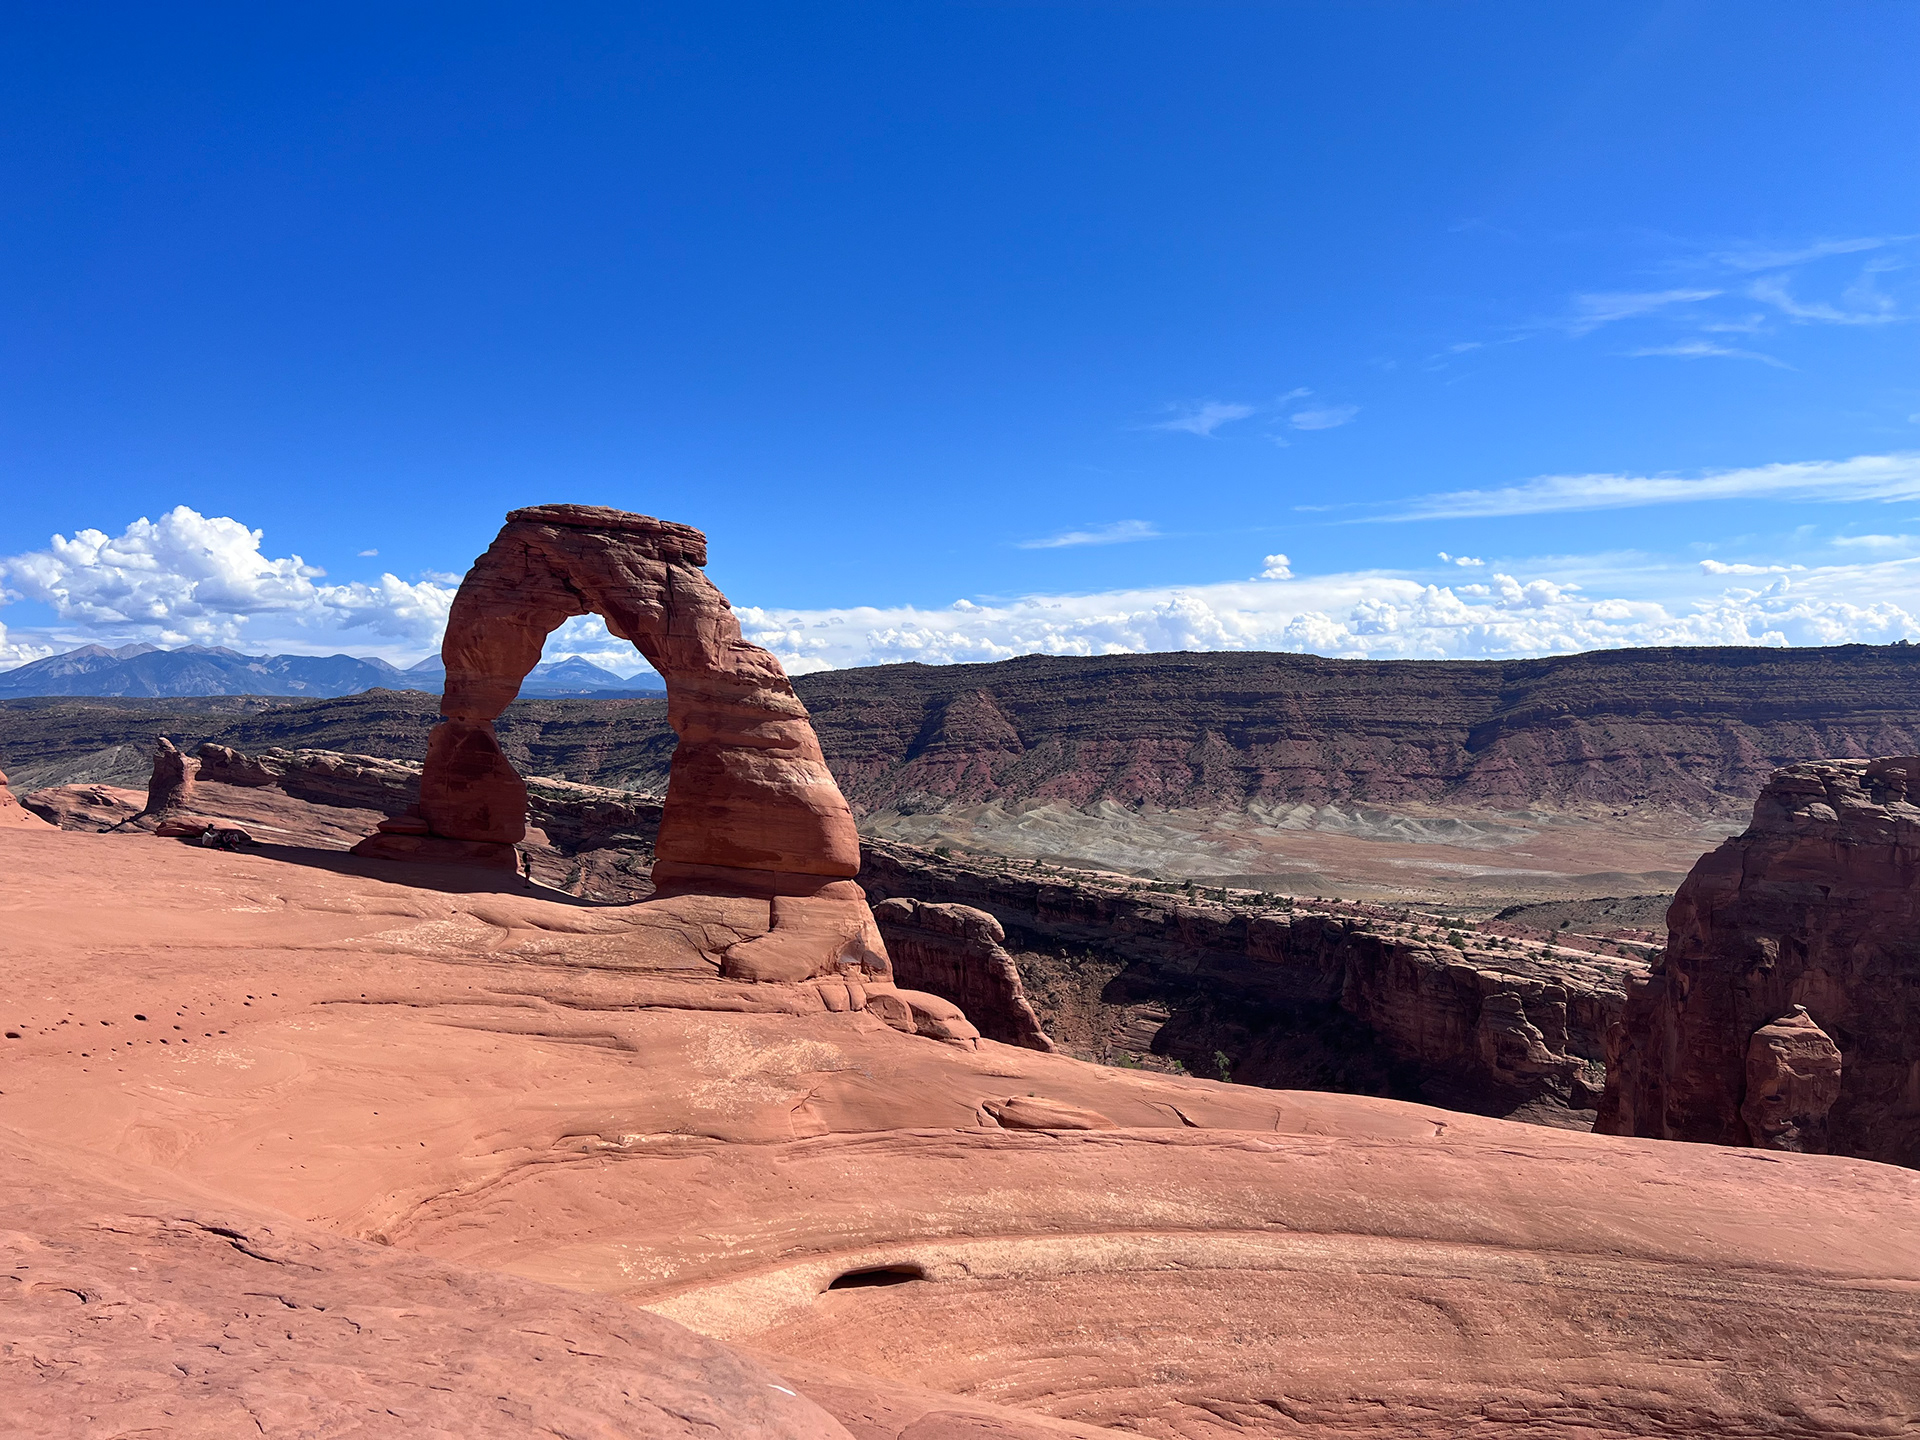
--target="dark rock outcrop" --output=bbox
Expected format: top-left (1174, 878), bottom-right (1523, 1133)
top-left (873, 897), bottom-right (1054, 1051)
top-left (1597, 757), bottom-right (1920, 1167)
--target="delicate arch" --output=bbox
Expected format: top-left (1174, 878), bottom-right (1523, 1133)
top-left (354, 504), bottom-right (861, 898)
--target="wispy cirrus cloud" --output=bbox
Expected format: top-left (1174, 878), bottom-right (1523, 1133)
top-left (1709, 236), bottom-right (1900, 272)
top-left (1288, 402), bottom-right (1360, 431)
top-left (1017, 519), bottom-right (1162, 549)
top-left (1628, 339), bottom-right (1791, 368)
top-left (1700, 559), bottom-right (1805, 576)
top-left (1147, 389), bottom-right (1359, 439)
top-left (1372, 453), bottom-right (1920, 522)
top-left (1561, 288), bottom-right (1719, 337)
top-left (1147, 401), bottom-right (1256, 437)
top-left (1749, 271), bottom-right (1903, 326)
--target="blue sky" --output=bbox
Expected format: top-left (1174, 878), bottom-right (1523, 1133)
top-left (0, 3), bottom-right (1915, 673)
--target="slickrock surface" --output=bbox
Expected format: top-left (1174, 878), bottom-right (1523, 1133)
top-left (3, 826), bottom-right (1916, 1437)
top-left (35, 736), bottom-right (1660, 1128)
top-left (0, 765), bottom-right (53, 828)
top-left (0, 1130), bottom-right (852, 1439)
top-left (21, 781), bottom-right (145, 829)
top-left (1599, 757), bottom-right (1920, 1167)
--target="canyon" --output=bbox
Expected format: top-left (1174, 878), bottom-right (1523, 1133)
top-left (15, 641), bottom-right (1920, 904)
top-left (6, 510), bottom-right (1920, 1433)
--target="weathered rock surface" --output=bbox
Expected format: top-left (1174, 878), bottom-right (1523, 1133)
top-left (1598, 757), bottom-right (1920, 1166)
top-left (142, 734), bottom-right (196, 815)
top-left (1741, 1005), bottom-right (1844, 1153)
top-left (35, 738), bottom-right (1648, 1126)
top-left (0, 765), bottom-right (53, 828)
top-left (0, 1130), bottom-right (853, 1439)
top-left (19, 781), bottom-right (144, 830)
top-left (875, 896), bottom-right (1055, 1051)
top-left (2, 826), bottom-right (1916, 1438)
top-left (863, 841), bottom-right (1627, 1124)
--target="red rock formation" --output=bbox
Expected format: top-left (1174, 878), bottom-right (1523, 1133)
top-left (20, 783), bottom-right (144, 830)
top-left (0, 767), bottom-right (54, 829)
top-left (874, 896), bottom-right (1054, 1051)
top-left (1598, 757), bottom-right (1920, 1166)
top-left (142, 735), bottom-right (197, 815)
top-left (983, 1095), bottom-right (1117, 1129)
top-left (1740, 1005), bottom-right (1843, 1152)
top-left (351, 505), bottom-right (892, 988)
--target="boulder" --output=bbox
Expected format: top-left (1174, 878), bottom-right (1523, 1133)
top-left (873, 896), bottom-right (1054, 1051)
top-left (1598, 757), bottom-right (1920, 1166)
top-left (1740, 1005), bottom-right (1843, 1153)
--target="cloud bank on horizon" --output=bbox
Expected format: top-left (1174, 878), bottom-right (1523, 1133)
top-left (10, 461), bottom-right (1920, 678)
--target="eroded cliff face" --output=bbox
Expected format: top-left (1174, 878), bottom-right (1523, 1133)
top-left (797, 646), bottom-right (1920, 819)
top-left (872, 897), bottom-right (1054, 1052)
top-left (1597, 757), bottom-right (1920, 1167)
top-left (860, 842), bottom-right (1634, 1125)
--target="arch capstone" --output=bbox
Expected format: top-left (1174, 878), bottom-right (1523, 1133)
top-left (350, 504), bottom-right (910, 991)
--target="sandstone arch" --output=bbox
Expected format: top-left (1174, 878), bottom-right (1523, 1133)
top-left (350, 505), bottom-right (908, 988)
top-left (355, 504), bottom-right (856, 886)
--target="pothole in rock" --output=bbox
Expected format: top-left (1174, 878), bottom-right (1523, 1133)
top-left (825, 1263), bottom-right (926, 1291)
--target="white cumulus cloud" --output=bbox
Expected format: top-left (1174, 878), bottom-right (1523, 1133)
top-left (734, 553), bottom-right (1920, 674)
top-left (0, 507), bottom-right (456, 662)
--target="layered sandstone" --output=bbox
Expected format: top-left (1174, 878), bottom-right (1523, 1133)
top-left (142, 735), bottom-right (196, 815)
top-left (1598, 757), bottom-right (1920, 1167)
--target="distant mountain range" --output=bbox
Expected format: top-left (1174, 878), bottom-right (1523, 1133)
top-left (0, 644), bottom-right (665, 699)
